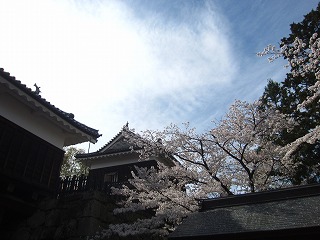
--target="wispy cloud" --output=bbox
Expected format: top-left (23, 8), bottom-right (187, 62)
top-left (0, 0), bottom-right (236, 150)
top-left (1, 0), bottom-right (317, 151)
top-left (108, 0), bottom-right (237, 129)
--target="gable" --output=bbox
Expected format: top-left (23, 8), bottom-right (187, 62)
top-left (0, 68), bottom-right (101, 148)
top-left (76, 125), bottom-right (175, 169)
top-left (99, 134), bottom-right (132, 154)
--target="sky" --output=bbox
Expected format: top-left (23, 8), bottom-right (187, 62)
top-left (0, 0), bottom-right (319, 152)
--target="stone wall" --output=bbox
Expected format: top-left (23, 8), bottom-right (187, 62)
top-left (8, 191), bottom-right (119, 240)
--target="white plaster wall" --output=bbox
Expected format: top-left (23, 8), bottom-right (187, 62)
top-left (90, 154), bottom-right (140, 169)
top-left (0, 92), bottom-right (66, 149)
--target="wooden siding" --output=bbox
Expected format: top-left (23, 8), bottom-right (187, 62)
top-left (57, 160), bottom-right (157, 196)
top-left (87, 160), bottom-right (157, 191)
top-left (0, 115), bottom-right (64, 195)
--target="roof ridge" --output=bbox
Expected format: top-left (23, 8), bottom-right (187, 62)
top-left (97, 128), bottom-right (125, 152)
top-left (0, 67), bottom-right (101, 139)
top-left (76, 124), bottom-right (142, 160)
top-left (200, 183), bottom-right (320, 211)
top-left (95, 122), bottom-right (134, 152)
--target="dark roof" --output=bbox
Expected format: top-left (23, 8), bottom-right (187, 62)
top-left (0, 68), bottom-right (101, 141)
top-left (76, 125), bottom-right (176, 167)
top-left (76, 125), bottom-right (139, 159)
top-left (200, 183), bottom-right (320, 211)
top-left (169, 184), bottom-right (320, 239)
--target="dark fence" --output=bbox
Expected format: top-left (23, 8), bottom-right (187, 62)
top-left (58, 175), bottom-right (88, 195)
top-left (57, 175), bottom-right (128, 197)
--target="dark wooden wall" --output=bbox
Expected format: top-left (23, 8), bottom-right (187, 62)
top-left (0, 115), bottom-right (65, 230)
top-left (88, 160), bottom-right (158, 191)
top-left (0, 115), bottom-right (64, 197)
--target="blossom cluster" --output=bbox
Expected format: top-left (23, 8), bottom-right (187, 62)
top-left (92, 33), bottom-right (320, 240)
top-left (258, 34), bottom-right (320, 109)
top-left (93, 100), bottom-right (295, 239)
top-left (258, 34), bottom-right (320, 160)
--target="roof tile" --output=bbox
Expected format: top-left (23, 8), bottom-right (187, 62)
top-left (0, 67), bottom-right (101, 140)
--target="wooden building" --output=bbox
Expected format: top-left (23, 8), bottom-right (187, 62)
top-left (0, 68), bottom-right (101, 229)
top-left (168, 184), bottom-right (320, 239)
top-left (76, 125), bottom-right (173, 192)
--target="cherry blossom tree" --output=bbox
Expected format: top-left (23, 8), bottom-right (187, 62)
top-left (259, 5), bottom-right (320, 183)
top-left (108, 163), bottom-right (199, 238)
top-left (91, 30), bottom-right (320, 240)
top-left (126, 100), bottom-right (293, 193)
top-left (92, 34), bottom-right (320, 238)
top-left (91, 34), bottom-right (320, 238)
top-left (258, 34), bottom-right (320, 166)
top-left (92, 100), bottom-right (294, 239)
top-left (282, 34), bottom-right (320, 160)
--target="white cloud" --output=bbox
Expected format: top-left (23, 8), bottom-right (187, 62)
top-left (0, 0), bottom-right (237, 151)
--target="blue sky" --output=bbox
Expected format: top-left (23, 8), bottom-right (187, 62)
top-left (0, 0), bottom-right (319, 151)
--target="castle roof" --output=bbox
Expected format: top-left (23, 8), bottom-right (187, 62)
top-left (169, 184), bottom-right (320, 239)
top-left (0, 68), bottom-right (101, 145)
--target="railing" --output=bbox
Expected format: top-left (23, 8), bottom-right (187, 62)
top-left (58, 175), bottom-right (88, 195)
top-left (57, 175), bottom-right (129, 196)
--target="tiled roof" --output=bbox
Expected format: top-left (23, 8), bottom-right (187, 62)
top-left (76, 125), bottom-right (138, 159)
top-left (169, 184), bottom-right (320, 239)
top-left (76, 124), bottom-right (176, 168)
top-left (0, 68), bottom-right (101, 140)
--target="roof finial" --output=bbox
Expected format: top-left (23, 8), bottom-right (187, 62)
top-left (122, 122), bottom-right (129, 131)
top-left (33, 83), bottom-right (41, 95)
